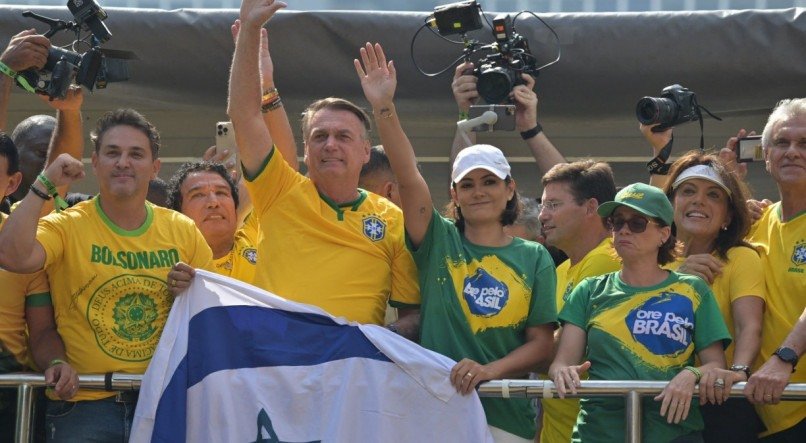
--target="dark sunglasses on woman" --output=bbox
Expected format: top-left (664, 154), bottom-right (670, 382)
top-left (606, 216), bottom-right (659, 234)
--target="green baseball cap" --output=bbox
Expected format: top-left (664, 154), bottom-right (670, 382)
top-left (597, 182), bottom-right (674, 226)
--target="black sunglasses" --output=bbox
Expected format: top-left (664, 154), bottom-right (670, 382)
top-left (606, 216), bottom-right (658, 234)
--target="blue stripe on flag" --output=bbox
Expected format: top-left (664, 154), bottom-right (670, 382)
top-left (150, 305), bottom-right (392, 441)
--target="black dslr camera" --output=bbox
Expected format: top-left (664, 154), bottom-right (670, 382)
top-left (432, 1), bottom-right (540, 104)
top-left (18, 0), bottom-right (132, 100)
top-left (635, 84), bottom-right (699, 132)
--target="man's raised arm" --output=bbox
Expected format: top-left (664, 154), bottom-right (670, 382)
top-left (227, 0), bottom-right (286, 178)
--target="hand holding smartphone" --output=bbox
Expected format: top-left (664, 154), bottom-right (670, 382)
top-left (215, 121), bottom-right (240, 173)
top-left (737, 135), bottom-right (763, 163)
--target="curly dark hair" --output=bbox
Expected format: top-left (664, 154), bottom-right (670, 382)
top-left (166, 161), bottom-right (239, 211)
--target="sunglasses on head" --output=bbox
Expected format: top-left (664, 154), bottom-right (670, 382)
top-left (606, 215), bottom-right (659, 233)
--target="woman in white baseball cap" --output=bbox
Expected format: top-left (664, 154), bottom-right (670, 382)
top-left (356, 42), bottom-right (557, 443)
top-left (662, 152), bottom-right (765, 442)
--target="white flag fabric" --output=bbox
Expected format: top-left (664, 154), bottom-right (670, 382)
top-left (131, 270), bottom-right (493, 442)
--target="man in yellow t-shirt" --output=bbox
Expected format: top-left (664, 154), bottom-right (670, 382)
top-left (226, 6), bottom-right (419, 339)
top-left (538, 161), bottom-right (620, 442)
top-left (741, 98), bottom-right (806, 440)
top-left (167, 161), bottom-right (259, 284)
top-left (0, 133), bottom-right (51, 440)
top-left (0, 109), bottom-right (213, 441)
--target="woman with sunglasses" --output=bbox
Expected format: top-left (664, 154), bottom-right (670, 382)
top-left (549, 183), bottom-right (731, 442)
top-left (356, 43), bottom-right (558, 443)
top-left (661, 152), bottom-right (766, 441)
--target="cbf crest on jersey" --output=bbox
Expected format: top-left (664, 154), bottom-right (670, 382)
top-left (626, 292), bottom-right (694, 356)
top-left (362, 215), bottom-right (386, 242)
top-left (792, 240), bottom-right (806, 267)
top-left (462, 268), bottom-right (509, 317)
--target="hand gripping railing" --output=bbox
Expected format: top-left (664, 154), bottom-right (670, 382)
top-left (0, 373), bottom-right (141, 443)
top-left (2, 374), bottom-right (805, 443)
top-left (477, 380), bottom-right (806, 443)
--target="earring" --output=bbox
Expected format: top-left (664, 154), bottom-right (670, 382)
top-left (721, 225), bottom-right (728, 231)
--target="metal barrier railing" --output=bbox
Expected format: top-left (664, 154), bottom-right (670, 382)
top-left (2, 374), bottom-right (805, 443)
top-left (478, 380), bottom-right (806, 443)
top-left (0, 373), bottom-right (141, 443)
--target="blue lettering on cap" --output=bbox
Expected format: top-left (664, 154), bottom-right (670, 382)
top-left (462, 268), bottom-right (509, 317)
top-left (626, 292), bottom-right (694, 356)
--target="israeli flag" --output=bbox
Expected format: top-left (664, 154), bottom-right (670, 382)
top-left (132, 270), bottom-right (493, 442)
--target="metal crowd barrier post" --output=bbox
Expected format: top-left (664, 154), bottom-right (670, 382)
top-left (478, 380), bottom-right (806, 443)
top-left (0, 373), bottom-right (142, 443)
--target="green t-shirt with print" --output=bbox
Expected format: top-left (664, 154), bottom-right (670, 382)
top-left (409, 209), bottom-right (558, 439)
top-left (560, 271), bottom-right (731, 443)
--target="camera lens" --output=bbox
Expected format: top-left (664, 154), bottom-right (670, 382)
top-left (636, 97), bottom-right (677, 126)
top-left (477, 67), bottom-right (514, 104)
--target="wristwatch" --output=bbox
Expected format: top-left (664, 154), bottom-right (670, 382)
top-left (729, 364), bottom-right (751, 378)
top-left (773, 346), bottom-right (799, 372)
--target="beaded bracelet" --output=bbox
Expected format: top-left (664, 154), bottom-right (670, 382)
top-left (682, 366), bottom-right (702, 383)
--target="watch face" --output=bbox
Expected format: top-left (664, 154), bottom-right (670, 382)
top-left (775, 347), bottom-right (798, 364)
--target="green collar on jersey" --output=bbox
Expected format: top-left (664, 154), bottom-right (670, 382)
top-left (95, 197), bottom-right (154, 236)
top-left (319, 189), bottom-right (367, 221)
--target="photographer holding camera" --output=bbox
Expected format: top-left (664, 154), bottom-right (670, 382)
top-left (0, 29), bottom-right (50, 130)
top-left (450, 62), bottom-right (564, 175)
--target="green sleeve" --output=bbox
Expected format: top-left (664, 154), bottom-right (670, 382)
top-left (527, 245), bottom-right (558, 328)
top-left (559, 277), bottom-right (593, 330)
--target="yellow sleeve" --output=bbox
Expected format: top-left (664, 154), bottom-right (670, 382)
top-left (188, 223), bottom-right (215, 272)
top-left (36, 213), bottom-right (70, 270)
top-left (389, 246), bottom-right (420, 308)
top-left (243, 146), bottom-right (305, 219)
top-left (726, 246), bottom-right (766, 303)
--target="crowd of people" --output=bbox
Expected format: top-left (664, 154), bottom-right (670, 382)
top-left (0, 0), bottom-right (804, 442)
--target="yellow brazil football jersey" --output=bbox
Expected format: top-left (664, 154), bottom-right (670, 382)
top-left (541, 237), bottom-right (620, 443)
top-left (668, 246), bottom-right (766, 365)
top-left (0, 214), bottom-right (50, 372)
top-left (36, 198), bottom-right (213, 401)
top-left (747, 203), bottom-right (806, 437)
top-left (244, 147), bottom-right (420, 325)
top-left (213, 212), bottom-right (259, 284)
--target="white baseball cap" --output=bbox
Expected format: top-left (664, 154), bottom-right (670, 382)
top-left (451, 144), bottom-right (511, 183)
top-left (671, 164), bottom-right (732, 197)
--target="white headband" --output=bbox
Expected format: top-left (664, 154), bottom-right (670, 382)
top-left (671, 164), bottom-right (731, 197)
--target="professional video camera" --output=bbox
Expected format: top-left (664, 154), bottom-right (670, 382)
top-left (412, 1), bottom-right (560, 106)
top-left (18, 0), bottom-right (134, 100)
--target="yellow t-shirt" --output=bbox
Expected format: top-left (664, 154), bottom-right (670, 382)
top-left (36, 198), bottom-right (213, 401)
top-left (244, 147), bottom-right (420, 325)
top-left (0, 214), bottom-right (50, 372)
top-left (541, 238), bottom-right (620, 443)
top-left (213, 212), bottom-right (259, 284)
top-left (668, 246), bottom-right (766, 365)
top-left (747, 203), bottom-right (806, 436)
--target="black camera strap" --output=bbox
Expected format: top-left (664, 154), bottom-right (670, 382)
top-left (695, 103), bottom-right (722, 152)
top-left (646, 136), bottom-right (673, 175)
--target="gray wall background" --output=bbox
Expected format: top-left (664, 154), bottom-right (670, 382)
top-left (1, 6), bottom-right (804, 205)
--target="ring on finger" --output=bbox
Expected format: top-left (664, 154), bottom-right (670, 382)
top-left (714, 378), bottom-right (725, 388)
top-left (465, 372), bottom-right (473, 378)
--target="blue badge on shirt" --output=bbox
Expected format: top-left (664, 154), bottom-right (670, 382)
top-left (792, 241), bottom-right (806, 267)
top-left (626, 292), bottom-right (694, 356)
top-left (362, 215), bottom-right (386, 242)
top-left (462, 268), bottom-right (509, 317)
